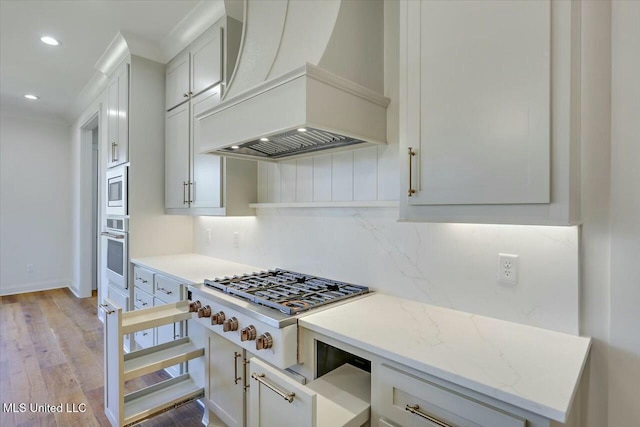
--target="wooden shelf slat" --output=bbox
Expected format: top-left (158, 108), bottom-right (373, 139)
top-left (121, 301), bottom-right (192, 334)
top-left (123, 375), bottom-right (203, 426)
top-left (123, 338), bottom-right (204, 381)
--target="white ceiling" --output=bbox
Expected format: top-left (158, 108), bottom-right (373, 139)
top-left (0, 0), bottom-right (201, 123)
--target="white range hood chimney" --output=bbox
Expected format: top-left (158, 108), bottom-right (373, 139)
top-left (195, 0), bottom-right (390, 161)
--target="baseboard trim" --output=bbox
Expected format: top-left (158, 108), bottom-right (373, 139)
top-left (0, 279), bottom-right (70, 296)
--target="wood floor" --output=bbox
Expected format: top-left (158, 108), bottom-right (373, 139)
top-left (0, 288), bottom-right (204, 427)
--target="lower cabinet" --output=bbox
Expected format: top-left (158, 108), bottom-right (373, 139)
top-left (206, 332), bottom-right (248, 427)
top-left (377, 363), bottom-right (525, 427)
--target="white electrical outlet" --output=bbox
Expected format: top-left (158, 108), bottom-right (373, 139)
top-left (498, 253), bottom-right (519, 285)
top-left (233, 232), bottom-right (240, 249)
top-left (207, 229), bottom-right (212, 244)
top-left (26, 264), bottom-right (34, 273)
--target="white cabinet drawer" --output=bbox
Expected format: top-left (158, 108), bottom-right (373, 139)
top-left (133, 287), bottom-right (153, 309)
top-left (378, 363), bottom-right (525, 427)
top-left (107, 285), bottom-right (129, 312)
top-left (132, 266), bottom-right (153, 294)
top-left (133, 328), bottom-right (154, 350)
top-left (154, 275), bottom-right (182, 302)
top-left (249, 358), bottom-right (370, 427)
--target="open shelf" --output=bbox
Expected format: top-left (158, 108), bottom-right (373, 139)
top-left (123, 338), bottom-right (204, 381)
top-left (123, 374), bottom-right (204, 426)
top-left (121, 301), bottom-right (192, 334)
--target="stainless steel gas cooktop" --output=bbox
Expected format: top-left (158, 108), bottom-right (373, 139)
top-left (203, 268), bottom-right (369, 315)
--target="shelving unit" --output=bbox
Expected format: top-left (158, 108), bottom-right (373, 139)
top-left (102, 299), bottom-right (205, 427)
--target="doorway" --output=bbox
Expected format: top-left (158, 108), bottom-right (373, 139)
top-left (80, 113), bottom-right (100, 299)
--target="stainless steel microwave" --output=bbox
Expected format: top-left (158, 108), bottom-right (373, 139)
top-left (106, 164), bottom-right (128, 216)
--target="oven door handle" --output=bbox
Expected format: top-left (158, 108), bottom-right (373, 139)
top-left (101, 232), bottom-right (125, 239)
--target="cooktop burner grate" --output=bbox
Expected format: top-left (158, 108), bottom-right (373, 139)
top-left (204, 269), bottom-right (369, 315)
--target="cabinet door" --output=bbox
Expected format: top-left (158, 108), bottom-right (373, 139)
top-left (166, 52), bottom-right (190, 110)
top-left (165, 103), bottom-right (191, 209)
top-left (404, 0), bottom-right (550, 206)
top-left (107, 78), bottom-right (119, 167)
top-left (191, 87), bottom-right (223, 209)
top-left (208, 333), bottom-right (245, 427)
top-left (249, 358), bottom-right (315, 427)
top-left (191, 27), bottom-right (223, 97)
top-left (116, 63), bottom-right (129, 165)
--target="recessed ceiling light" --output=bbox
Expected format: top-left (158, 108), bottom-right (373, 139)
top-left (260, 137), bottom-right (269, 142)
top-left (40, 36), bottom-right (60, 46)
top-left (297, 128), bottom-right (307, 132)
top-left (230, 145), bottom-right (240, 150)
top-left (24, 94), bottom-right (39, 100)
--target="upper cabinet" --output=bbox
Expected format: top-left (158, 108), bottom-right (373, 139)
top-left (191, 28), bottom-right (223, 97)
top-left (166, 18), bottom-right (241, 111)
top-left (399, 0), bottom-right (581, 225)
top-left (165, 16), bottom-right (256, 216)
top-left (165, 27), bottom-right (222, 111)
top-left (166, 52), bottom-right (190, 111)
top-left (107, 62), bottom-right (129, 168)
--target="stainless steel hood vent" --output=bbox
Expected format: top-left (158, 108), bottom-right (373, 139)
top-left (194, 1), bottom-right (389, 161)
top-left (219, 128), bottom-right (367, 160)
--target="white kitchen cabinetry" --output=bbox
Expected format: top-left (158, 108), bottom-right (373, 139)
top-left (166, 52), bottom-right (191, 111)
top-left (249, 358), bottom-right (370, 427)
top-left (107, 61), bottom-right (129, 168)
top-left (165, 18), bottom-right (242, 112)
top-left (399, 0), bottom-right (581, 225)
top-left (377, 363), bottom-right (524, 427)
top-left (165, 85), bottom-right (257, 215)
top-left (206, 332), bottom-right (247, 427)
top-left (165, 103), bottom-right (190, 209)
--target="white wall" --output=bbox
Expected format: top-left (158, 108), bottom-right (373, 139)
top-left (0, 114), bottom-right (72, 295)
top-left (608, 1), bottom-right (640, 425)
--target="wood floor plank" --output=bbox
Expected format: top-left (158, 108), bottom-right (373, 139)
top-left (0, 289), bottom-right (204, 427)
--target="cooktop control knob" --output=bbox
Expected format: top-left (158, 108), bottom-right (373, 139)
top-left (211, 311), bottom-right (226, 325)
top-left (256, 333), bottom-right (273, 350)
top-left (240, 325), bottom-right (256, 341)
top-left (197, 305), bottom-right (212, 318)
top-left (188, 300), bottom-right (202, 312)
top-left (223, 317), bottom-right (238, 332)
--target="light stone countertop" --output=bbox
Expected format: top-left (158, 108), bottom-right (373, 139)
top-left (130, 253), bottom-right (264, 284)
top-left (130, 254), bottom-right (590, 423)
top-left (299, 293), bottom-right (591, 423)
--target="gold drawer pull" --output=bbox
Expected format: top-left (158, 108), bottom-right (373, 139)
top-left (408, 147), bottom-right (416, 197)
top-left (234, 352), bottom-right (242, 385)
top-left (405, 404), bottom-right (451, 427)
top-left (99, 304), bottom-right (114, 315)
top-left (251, 373), bottom-right (295, 403)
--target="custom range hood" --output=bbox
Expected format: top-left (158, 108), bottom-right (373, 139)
top-left (195, 0), bottom-right (390, 161)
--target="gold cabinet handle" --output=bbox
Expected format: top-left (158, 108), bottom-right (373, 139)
top-left (183, 181), bottom-right (187, 205)
top-left (251, 373), bottom-right (295, 403)
top-left (99, 304), bottom-right (114, 315)
top-left (234, 352), bottom-right (242, 385)
top-left (405, 404), bottom-right (451, 427)
top-left (408, 147), bottom-right (416, 197)
top-left (243, 359), bottom-right (250, 392)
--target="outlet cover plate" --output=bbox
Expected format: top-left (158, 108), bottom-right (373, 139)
top-left (499, 253), bottom-right (519, 285)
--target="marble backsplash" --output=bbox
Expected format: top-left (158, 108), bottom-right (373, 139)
top-left (194, 208), bottom-right (579, 334)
